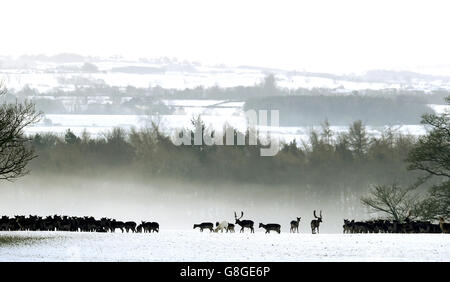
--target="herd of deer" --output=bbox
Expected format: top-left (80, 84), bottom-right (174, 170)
top-left (343, 217), bottom-right (450, 234)
top-left (1, 212), bottom-right (448, 234)
top-left (193, 210), bottom-right (323, 234)
top-left (0, 215), bottom-right (159, 233)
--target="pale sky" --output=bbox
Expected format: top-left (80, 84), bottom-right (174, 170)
top-left (1, 0), bottom-right (450, 73)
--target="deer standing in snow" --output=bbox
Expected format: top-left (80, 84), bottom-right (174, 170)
top-left (439, 217), bottom-right (450, 233)
top-left (214, 221), bottom-right (229, 233)
top-left (234, 211), bottom-right (254, 233)
top-left (259, 223), bottom-right (281, 234)
top-left (311, 210), bottom-right (322, 234)
top-left (193, 222), bottom-right (214, 232)
top-left (290, 217), bottom-right (301, 233)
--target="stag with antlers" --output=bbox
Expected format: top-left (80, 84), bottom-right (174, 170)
top-left (311, 210), bottom-right (322, 234)
top-left (290, 217), bottom-right (301, 233)
top-left (234, 211), bottom-right (254, 233)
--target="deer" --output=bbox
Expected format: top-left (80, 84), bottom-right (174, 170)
top-left (310, 210), bottom-right (322, 234)
top-left (149, 222), bottom-right (159, 233)
top-left (124, 221), bottom-right (137, 233)
top-left (141, 221), bottom-right (160, 233)
top-left (259, 223), bottom-right (281, 234)
top-left (193, 222), bottom-right (214, 232)
top-left (227, 223), bottom-right (235, 233)
top-left (234, 211), bottom-right (254, 233)
top-left (111, 219), bottom-right (125, 233)
top-left (343, 219), bottom-right (351, 233)
top-left (290, 217), bottom-right (301, 233)
top-left (439, 217), bottom-right (450, 233)
top-left (215, 221), bottom-right (229, 233)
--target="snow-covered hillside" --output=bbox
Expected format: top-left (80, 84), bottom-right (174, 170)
top-left (2, 55), bottom-right (450, 92)
top-left (1, 231), bottom-right (449, 262)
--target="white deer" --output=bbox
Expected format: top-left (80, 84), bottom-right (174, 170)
top-left (214, 221), bottom-right (229, 233)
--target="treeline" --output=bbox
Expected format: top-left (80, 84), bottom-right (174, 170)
top-left (29, 120), bottom-right (427, 196)
top-left (28, 76), bottom-right (449, 101)
top-left (244, 94), bottom-right (434, 126)
top-left (7, 85), bottom-right (174, 115)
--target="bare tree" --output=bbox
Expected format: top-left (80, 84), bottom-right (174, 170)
top-left (361, 183), bottom-right (419, 221)
top-left (0, 83), bottom-right (41, 181)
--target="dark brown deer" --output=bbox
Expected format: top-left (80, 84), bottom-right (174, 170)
top-left (193, 222), bottom-right (214, 232)
top-left (439, 217), bottom-right (450, 233)
top-left (124, 221), bottom-right (137, 233)
top-left (290, 217), bottom-right (301, 233)
top-left (259, 223), bottom-right (281, 234)
top-left (149, 222), bottom-right (159, 233)
top-left (310, 210), bottom-right (322, 234)
top-left (234, 211), bottom-right (254, 233)
top-left (141, 221), bottom-right (160, 233)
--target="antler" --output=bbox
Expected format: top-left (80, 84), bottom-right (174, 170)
top-left (234, 211), bottom-right (244, 220)
top-left (313, 210), bottom-right (318, 218)
top-left (320, 210), bottom-right (322, 218)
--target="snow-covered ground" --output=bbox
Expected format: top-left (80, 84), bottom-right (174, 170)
top-left (1, 231), bottom-right (448, 262)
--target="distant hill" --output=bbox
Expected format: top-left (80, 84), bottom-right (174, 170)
top-left (2, 53), bottom-right (450, 92)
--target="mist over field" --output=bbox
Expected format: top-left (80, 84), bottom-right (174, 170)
top-left (0, 175), bottom-right (393, 233)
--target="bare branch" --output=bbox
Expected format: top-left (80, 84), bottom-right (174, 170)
top-left (0, 84), bottom-right (42, 181)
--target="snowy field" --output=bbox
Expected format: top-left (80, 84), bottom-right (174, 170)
top-left (1, 231), bottom-right (449, 262)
